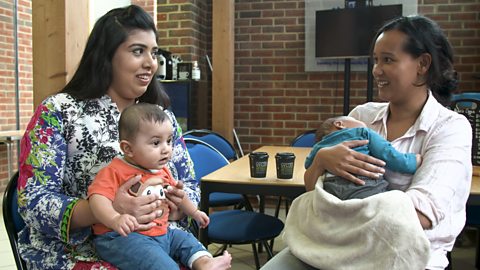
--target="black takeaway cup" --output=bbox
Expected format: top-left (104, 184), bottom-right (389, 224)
top-left (249, 152), bottom-right (269, 178)
top-left (275, 152), bottom-right (296, 180)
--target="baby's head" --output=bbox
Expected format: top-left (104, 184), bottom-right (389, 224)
top-left (119, 103), bottom-right (173, 170)
top-left (316, 116), bottom-right (366, 141)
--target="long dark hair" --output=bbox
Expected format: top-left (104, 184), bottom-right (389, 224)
top-left (372, 15), bottom-right (457, 106)
top-left (60, 5), bottom-right (170, 108)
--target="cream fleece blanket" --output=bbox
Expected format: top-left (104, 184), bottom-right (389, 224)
top-left (284, 180), bottom-right (430, 270)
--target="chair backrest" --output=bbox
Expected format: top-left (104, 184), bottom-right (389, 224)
top-left (232, 128), bottom-right (245, 157)
top-left (290, 129), bottom-right (317, 147)
top-left (184, 138), bottom-right (230, 180)
top-left (2, 171), bottom-right (27, 270)
top-left (184, 129), bottom-right (239, 160)
top-left (450, 93), bottom-right (479, 166)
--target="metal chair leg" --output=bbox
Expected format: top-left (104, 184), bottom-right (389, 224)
top-left (285, 198), bottom-right (290, 216)
top-left (262, 240), bottom-right (274, 259)
top-left (274, 196), bottom-right (282, 217)
top-left (268, 238), bottom-right (275, 254)
top-left (476, 229), bottom-right (480, 269)
top-left (212, 244), bottom-right (228, 257)
top-left (252, 242), bottom-right (261, 270)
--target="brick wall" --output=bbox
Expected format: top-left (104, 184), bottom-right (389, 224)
top-left (419, 0), bottom-right (480, 92)
top-left (0, 0), bottom-right (32, 192)
top-left (157, 0), bottom-right (212, 129)
top-left (158, 0), bottom-right (479, 153)
top-left (157, 0), bottom-right (210, 63)
top-left (232, 0), bottom-right (480, 152)
top-left (132, 0), bottom-right (157, 24)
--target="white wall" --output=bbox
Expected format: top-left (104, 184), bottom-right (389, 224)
top-left (89, 0), bottom-right (131, 30)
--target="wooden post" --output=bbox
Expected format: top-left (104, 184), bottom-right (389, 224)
top-left (212, 0), bottom-right (234, 142)
top-left (33, 1), bottom-right (89, 107)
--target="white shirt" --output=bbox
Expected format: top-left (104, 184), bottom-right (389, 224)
top-left (349, 93), bottom-right (473, 270)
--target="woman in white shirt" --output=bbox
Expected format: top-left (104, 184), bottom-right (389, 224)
top-left (262, 15), bottom-right (472, 270)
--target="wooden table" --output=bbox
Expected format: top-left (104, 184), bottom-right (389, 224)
top-left (468, 166), bottom-right (480, 205)
top-left (0, 130), bottom-right (24, 179)
top-left (199, 146), bottom-right (480, 243)
top-left (199, 145), bottom-right (310, 245)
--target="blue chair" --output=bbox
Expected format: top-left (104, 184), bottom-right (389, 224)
top-left (451, 92), bottom-right (480, 269)
top-left (3, 171), bottom-right (27, 270)
top-left (184, 129), bottom-right (239, 161)
top-left (184, 138), bottom-right (247, 208)
top-left (184, 138), bottom-right (284, 269)
top-left (290, 129), bottom-right (317, 147)
top-left (207, 210), bottom-right (284, 269)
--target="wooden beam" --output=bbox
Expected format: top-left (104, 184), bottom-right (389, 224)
top-left (212, 0), bottom-right (234, 142)
top-left (33, 1), bottom-right (89, 107)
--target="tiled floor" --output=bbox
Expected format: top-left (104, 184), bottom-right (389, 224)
top-left (0, 208), bottom-right (478, 270)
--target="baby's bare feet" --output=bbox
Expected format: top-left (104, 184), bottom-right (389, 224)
top-left (196, 251), bottom-right (232, 270)
top-left (209, 251), bottom-right (232, 270)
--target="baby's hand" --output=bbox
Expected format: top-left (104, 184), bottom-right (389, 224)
top-left (415, 154), bottom-right (422, 168)
top-left (193, 210), bottom-right (210, 228)
top-left (111, 214), bottom-right (139, 237)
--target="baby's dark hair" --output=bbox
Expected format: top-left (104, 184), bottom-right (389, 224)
top-left (119, 103), bottom-right (170, 141)
top-left (315, 116), bottom-right (352, 142)
top-left (372, 15), bottom-right (457, 106)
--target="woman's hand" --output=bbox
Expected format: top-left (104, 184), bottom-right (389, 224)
top-left (304, 140), bottom-right (386, 191)
top-left (416, 210), bottom-right (432, 229)
top-left (112, 175), bottom-right (162, 231)
top-left (165, 181), bottom-right (186, 213)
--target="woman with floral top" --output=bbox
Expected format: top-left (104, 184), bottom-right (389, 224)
top-left (17, 5), bottom-right (198, 270)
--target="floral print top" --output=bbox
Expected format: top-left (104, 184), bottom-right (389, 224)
top-left (17, 93), bottom-right (198, 270)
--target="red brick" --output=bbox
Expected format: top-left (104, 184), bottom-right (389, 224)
top-left (263, 10), bottom-right (284, 17)
top-left (252, 3), bottom-right (273, 10)
top-left (274, 2), bottom-right (298, 10)
top-left (423, 0), bottom-right (449, 4)
top-left (275, 50), bottom-right (298, 57)
top-left (261, 136), bottom-right (284, 144)
top-left (275, 65), bottom-right (297, 73)
top-left (251, 18), bottom-right (273, 26)
top-left (263, 58), bottom-right (285, 65)
top-left (285, 121), bottom-right (307, 129)
top-left (450, 13), bottom-right (477, 20)
top-left (437, 5), bottom-right (462, 12)
top-left (251, 81), bottom-right (274, 89)
top-left (261, 74), bottom-right (284, 81)
top-left (252, 129), bottom-right (272, 136)
top-left (274, 81), bottom-right (296, 88)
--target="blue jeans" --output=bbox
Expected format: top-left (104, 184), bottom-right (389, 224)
top-left (94, 228), bottom-right (210, 270)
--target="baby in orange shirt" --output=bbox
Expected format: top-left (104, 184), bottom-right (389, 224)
top-left (88, 103), bottom-right (231, 270)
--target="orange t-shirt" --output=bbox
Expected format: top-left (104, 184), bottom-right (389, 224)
top-left (88, 157), bottom-right (176, 236)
